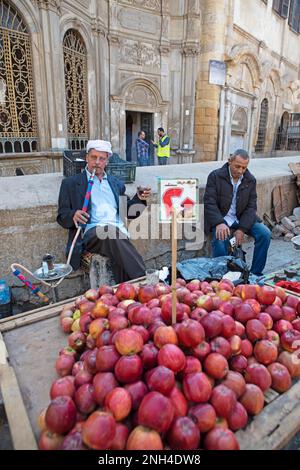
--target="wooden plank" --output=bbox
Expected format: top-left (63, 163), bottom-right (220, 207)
top-left (289, 162), bottom-right (300, 176)
top-left (236, 379), bottom-right (300, 450)
top-left (0, 350), bottom-right (37, 450)
top-left (263, 388), bottom-right (279, 405)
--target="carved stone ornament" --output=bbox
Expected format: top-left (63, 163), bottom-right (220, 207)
top-left (125, 85), bottom-right (157, 107)
top-left (118, 0), bottom-right (161, 11)
top-left (35, 0), bottom-right (61, 13)
top-left (119, 39), bottom-right (160, 69)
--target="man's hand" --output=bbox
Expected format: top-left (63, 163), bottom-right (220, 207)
top-left (216, 223), bottom-right (230, 241)
top-left (234, 229), bottom-right (244, 246)
top-left (73, 210), bottom-right (90, 228)
top-left (137, 187), bottom-right (151, 201)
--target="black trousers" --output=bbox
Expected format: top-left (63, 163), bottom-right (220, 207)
top-left (83, 226), bottom-right (146, 284)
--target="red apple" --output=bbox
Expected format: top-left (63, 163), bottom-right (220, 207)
top-left (196, 295), bottom-right (214, 312)
top-left (221, 371), bottom-right (246, 398)
top-left (235, 321), bottom-right (245, 337)
top-left (267, 329), bottom-right (280, 347)
top-left (241, 339), bottom-right (253, 358)
top-left (210, 384), bottom-right (237, 418)
top-left (114, 328), bottom-right (144, 355)
top-left (92, 372), bottom-right (118, 405)
top-left (154, 326), bottom-right (178, 348)
top-left (89, 318), bottom-right (109, 340)
top-left (109, 315), bottom-right (129, 331)
top-left (204, 353), bottom-right (229, 379)
top-left (98, 285), bottom-right (114, 296)
top-left (177, 319), bottom-right (205, 348)
top-left (39, 431), bottom-right (64, 450)
top-left (96, 345), bottom-right (120, 372)
top-left (258, 312), bottom-right (273, 330)
top-left (168, 386), bottom-right (188, 418)
top-left (200, 313), bottom-right (222, 339)
top-left (138, 285), bottom-right (157, 303)
top-left (138, 391), bottom-right (174, 433)
top-left (234, 303), bottom-right (257, 324)
top-left (188, 403), bottom-right (216, 433)
top-left (292, 318), bottom-right (300, 332)
top-left (267, 362), bottom-right (292, 393)
top-left (45, 396), bottom-right (77, 434)
top-left (278, 350), bottom-right (300, 378)
top-left (128, 306), bottom-right (152, 326)
top-left (257, 286), bottom-right (276, 305)
top-left (105, 387), bottom-right (132, 421)
top-left (241, 285), bottom-right (257, 300)
top-left (285, 295), bottom-right (299, 310)
top-left (146, 366), bottom-right (175, 396)
top-left (221, 315), bottom-right (236, 338)
top-left (50, 376), bottom-right (75, 399)
top-left (191, 341), bottom-right (211, 360)
top-left (281, 329), bottom-right (300, 352)
top-left (55, 354), bottom-right (75, 377)
top-left (227, 402), bottom-right (248, 431)
top-left (68, 331), bottom-right (86, 352)
top-left (282, 306), bottom-right (297, 322)
top-left (74, 383), bottom-right (96, 415)
top-left (126, 425), bottom-right (163, 450)
top-left (109, 423), bottom-right (129, 450)
top-left (115, 283), bottom-right (137, 301)
top-left (245, 363), bottom-right (272, 391)
top-left (210, 337), bottom-right (231, 358)
top-left (182, 356), bottom-right (202, 375)
top-left (114, 354), bottom-right (143, 383)
top-left (230, 355), bottom-right (248, 373)
top-left (167, 417), bottom-right (200, 450)
top-left (82, 411), bottom-right (116, 450)
top-left (244, 299), bottom-right (261, 316)
top-left (140, 343), bottom-right (159, 370)
top-left (229, 335), bottom-right (242, 356)
top-left (125, 381), bottom-right (148, 410)
top-left (204, 428), bottom-right (240, 450)
top-left (239, 384), bottom-right (264, 415)
top-left (265, 305), bottom-right (283, 321)
top-left (157, 344), bottom-right (186, 373)
top-left (254, 340), bottom-right (278, 365)
top-left (274, 319), bottom-right (293, 335)
top-left (183, 372), bottom-right (212, 403)
top-left (246, 319), bottom-right (267, 342)
top-left (74, 370), bottom-right (93, 388)
top-left (92, 300), bottom-right (109, 319)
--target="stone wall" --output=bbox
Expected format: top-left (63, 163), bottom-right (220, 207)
top-left (1, 156), bottom-right (299, 306)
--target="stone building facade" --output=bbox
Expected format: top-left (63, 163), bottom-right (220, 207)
top-left (0, 0), bottom-right (300, 174)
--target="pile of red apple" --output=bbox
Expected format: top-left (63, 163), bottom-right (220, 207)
top-left (38, 279), bottom-right (300, 451)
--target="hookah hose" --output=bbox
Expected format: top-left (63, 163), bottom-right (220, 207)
top-left (11, 169), bottom-right (96, 302)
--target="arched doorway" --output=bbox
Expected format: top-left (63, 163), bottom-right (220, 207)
top-left (0, 0), bottom-right (38, 153)
top-left (63, 29), bottom-right (88, 150)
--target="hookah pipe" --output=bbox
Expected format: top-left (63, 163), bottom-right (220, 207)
top-left (11, 169), bottom-right (96, 303)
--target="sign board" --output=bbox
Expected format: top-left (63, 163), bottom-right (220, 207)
top-left (209, 60), bottom-right (226, 86)
top-left (158, 178), bottom-right (199, 223)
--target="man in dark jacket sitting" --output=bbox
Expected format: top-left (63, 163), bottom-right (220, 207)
top-left (203, 149), bottom-right (271, 276)
top-left (57, 140), bottom-right (151, 283)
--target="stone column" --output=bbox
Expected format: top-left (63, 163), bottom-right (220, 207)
top-left (194, 0), bottom-right (231, 161)
top-left (37, 1), bottom-right (67, 150)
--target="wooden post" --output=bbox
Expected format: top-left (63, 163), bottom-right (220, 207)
top-left (171, 209), bottom-right (177, 325)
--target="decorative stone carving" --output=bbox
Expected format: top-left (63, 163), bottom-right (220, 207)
top-left (119, 40), bottom-right (160, 69)
top-left (125, 85), bottom-right (157, 107)
top-left (35, 0), bottom-right (61, 13)
top-left (120, 72), bottom-right (160, 89)
top-left (119, 0), bottom-right (161, 11)
top-left (182, 43), bottom-right (201, 57)
top-left (118, 8), bottom-right (159, 35)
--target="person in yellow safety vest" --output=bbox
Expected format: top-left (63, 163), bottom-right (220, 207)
top-left (151, 127), bottom-right (171, 165)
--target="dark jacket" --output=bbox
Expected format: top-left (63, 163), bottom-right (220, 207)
top-left (204, 163), bottom-right (259, 235)
top-left (57, 172), bottom-right (146, 270)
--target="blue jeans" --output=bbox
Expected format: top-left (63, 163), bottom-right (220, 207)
top-left (212, 221), bottom-right (271, 276)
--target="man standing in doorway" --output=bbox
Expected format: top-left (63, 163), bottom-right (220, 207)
top-left (152, 127), bottom-right (171, 165)
top-left (136, 130), bottom-right (150, 166)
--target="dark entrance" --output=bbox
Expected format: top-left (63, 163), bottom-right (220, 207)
top-left (125, 111), bottom-right (154, 163)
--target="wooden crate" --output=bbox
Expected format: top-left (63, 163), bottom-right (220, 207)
top-left (1, 284), bottom-right (300, 450)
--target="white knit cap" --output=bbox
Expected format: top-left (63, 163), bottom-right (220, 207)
top-left (86, 140), bottom-right (113, 156)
